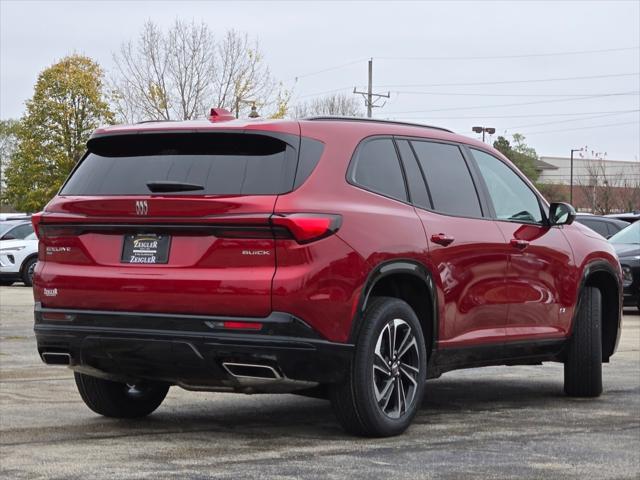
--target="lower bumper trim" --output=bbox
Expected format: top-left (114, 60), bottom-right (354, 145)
top-left (34, 306), bottom-right (353, 392)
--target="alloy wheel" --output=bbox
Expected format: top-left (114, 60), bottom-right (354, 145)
top-left (372, 318), bottom-right (420, 419)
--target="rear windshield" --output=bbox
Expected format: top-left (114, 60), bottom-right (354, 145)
top-left (61, 133), bottom-right (299, 196)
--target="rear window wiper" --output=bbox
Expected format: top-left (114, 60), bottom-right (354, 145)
top-left (146, 181), bottom-right (205, 193)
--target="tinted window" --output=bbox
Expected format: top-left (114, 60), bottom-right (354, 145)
top-left (396, 140), bottom-right (430, 209)
top-left (579, 218), bottom-right (608, 237)
top-left (351, 138), bottom-right (407, 202)
top-left (471, 149), bottom-right (543, 224)
top-left (4, 223), bottom-right (33, 239)
top-left (411, 141), bottom-right (482, 217)
top-left (0, 223), bottom-right (16, 236)
top-left (61, 133), bottom-right (297, 196)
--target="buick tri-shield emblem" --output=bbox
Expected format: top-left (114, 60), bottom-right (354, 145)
top-left (135, 200), bottom-right (148, 215)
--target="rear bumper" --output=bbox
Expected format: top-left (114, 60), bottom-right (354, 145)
top-left (34, 303), bottom-right (353, 392)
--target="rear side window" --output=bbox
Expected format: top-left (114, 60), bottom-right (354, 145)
top-left (61, 133), bottom-right (298, 196)
top-left (395, 140), bottom-right (430, 210)
top-left (350, 138), bottom-right (407, 202)
top-left (411, 141), bottom-right (483, 217)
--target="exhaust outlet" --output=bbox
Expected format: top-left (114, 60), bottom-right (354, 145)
top-left (222, 362), bottom-right (281, 380)
top-left (41, 352), bottom-right (71, 365)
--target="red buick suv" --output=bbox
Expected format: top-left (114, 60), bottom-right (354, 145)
top-left (33, 112), bottom-right (623, 437)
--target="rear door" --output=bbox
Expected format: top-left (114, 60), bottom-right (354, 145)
top-left (396, 139), bottom-right (509, 349)
top-left (35, 131), bottom-right (299, 318)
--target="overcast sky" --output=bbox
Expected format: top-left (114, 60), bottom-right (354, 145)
top-left (1, 0), bottom-right (639, 159)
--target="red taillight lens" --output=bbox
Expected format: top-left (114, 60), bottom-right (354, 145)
top-left (270, 213), bottom-right (342, 244)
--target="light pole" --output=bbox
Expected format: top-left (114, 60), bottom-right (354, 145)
top-left (472, 126), bottom-right (496, 143)
top-left (235, 98), bottom-right (259, 118)
top-left (570, 148), bottom-right (583, 204)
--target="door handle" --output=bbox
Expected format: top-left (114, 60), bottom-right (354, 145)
top-left (431, 233), bottom-right (455, 246)
top-left (510, 238), bottom-right (530, 250)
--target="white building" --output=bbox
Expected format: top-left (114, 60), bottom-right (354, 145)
top-left (537, 156), bottom-right (640, 186)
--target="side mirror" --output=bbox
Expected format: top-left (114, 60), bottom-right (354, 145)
top-left (548, 202), bottom-right (576, 226)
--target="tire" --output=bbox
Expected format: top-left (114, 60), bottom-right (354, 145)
top-left (20, 256), bottom-right (37, 287)
top-left (74, 372), bottom-right (169, 418)
top-left (564, 286), bottom-right (603, 397)
top-left (330, 297), bottom-right (427, 437)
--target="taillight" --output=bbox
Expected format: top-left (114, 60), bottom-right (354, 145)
top-left (270, 213), bottom-right (342, 244)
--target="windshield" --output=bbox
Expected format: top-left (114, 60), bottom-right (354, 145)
top-left (0, 223), bottom-right (14, 236)
top-left (608, 221), bottom-right (640, 244)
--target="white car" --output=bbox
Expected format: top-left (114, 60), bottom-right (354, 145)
top-left (0, 232), bottom-right (38, 286)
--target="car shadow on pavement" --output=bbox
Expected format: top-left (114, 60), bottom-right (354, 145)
top-left (73, 374), bottom-right (569, 441)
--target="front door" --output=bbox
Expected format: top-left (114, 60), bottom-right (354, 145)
top-left (468, 147), bottom-right (575, 342)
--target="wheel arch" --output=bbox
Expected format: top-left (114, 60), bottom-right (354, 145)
top-left (576, 260), bottom-right (622, 361)
top-left (352, 260), bottom-right (438, 357)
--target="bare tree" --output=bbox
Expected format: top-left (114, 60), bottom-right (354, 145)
top-left (619, 162), bottom-right (640, 212)
top-left (212, 30), bottom-right (275, 117)
top-left (110, 21), bottom-right (275, 122)
top-left (576, 158), bottom-right (626, 214)
top-left (292, 93), bottom-right (364, 118)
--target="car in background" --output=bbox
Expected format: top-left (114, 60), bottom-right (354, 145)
top-left (609, 221), bottom-right (640, 311)
top-left (0, 231), bottom-right (38, 286)
top-left (575, 214), bottom-right (629, 239)
top-left (0, 220), bottom-right (34, 241)
top-left (606, 211), bottom-right (640, 224)
top-left (0, 213), bottom-right (30, 221)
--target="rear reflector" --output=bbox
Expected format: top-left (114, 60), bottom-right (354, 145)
top-left (270, 213), bottom-right (342, 244)
top-left (205, 320), bottom-right (263, 330)
top-left (223, 321), bottom-right (262, 330)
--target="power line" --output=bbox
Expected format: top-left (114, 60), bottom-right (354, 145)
top-left (381, 109), bottom-right (640, 120)
top-left (373, 72), bottom-right (639, 89)
top-left (295, 86), bottom-right (352, 100)
top-left (291, 58), bottom-right (366, 82)
top-left (392, 90), bottom-right (640, 98)
top-left (504, 110), bottom-right (640, 130)
top-left (524, 120), bottom-right (640, 135)
top-left (376, 46), bottom-right (639, 61)
top-left (292, 73), bottom-right (640, 103)
top-left (382, 91), bottom-right (640, 115)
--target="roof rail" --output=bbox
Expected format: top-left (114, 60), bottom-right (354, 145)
top-left (135, 119), bottom-right (178, 124)
top-left (303, 116), bottom-right (453, 133)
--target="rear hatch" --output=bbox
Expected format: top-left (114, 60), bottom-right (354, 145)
top-left (35, 130), bottom-right (300, 317)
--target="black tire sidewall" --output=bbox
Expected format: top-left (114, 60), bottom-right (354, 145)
top-left (21, 257), bottom-right (37, 286)
top-left (352, 297), bottom-right (427, 436)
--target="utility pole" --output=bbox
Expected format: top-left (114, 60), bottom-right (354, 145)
top-left (354, 58), bottom-right (390, 118)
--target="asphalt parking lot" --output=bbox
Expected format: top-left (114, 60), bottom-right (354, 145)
top-left (0, 285), bottom-right (638, 479)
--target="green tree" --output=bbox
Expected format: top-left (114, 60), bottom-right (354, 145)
top-left (493, 134), bottom-right (540, 182)
top-left (2, 55), bottom-right (113, 212)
